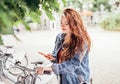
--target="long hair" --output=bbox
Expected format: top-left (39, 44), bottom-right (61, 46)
top-left (61, 8), bottom-right (91, 61)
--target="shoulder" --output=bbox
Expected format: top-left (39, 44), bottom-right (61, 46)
top-left (56, 32), bottom-right (66, 40)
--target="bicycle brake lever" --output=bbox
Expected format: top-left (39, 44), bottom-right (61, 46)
top-left (43, 70), bottom-right (51, 75)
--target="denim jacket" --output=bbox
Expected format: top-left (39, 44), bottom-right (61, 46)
top-left (51, 33), bottom-right (90, 84)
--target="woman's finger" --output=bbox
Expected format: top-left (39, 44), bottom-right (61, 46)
top-left (38, 52), bottom-right (47, 57)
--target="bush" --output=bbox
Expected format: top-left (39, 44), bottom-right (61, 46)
top-left (100, 13), bottom-right (120, 31)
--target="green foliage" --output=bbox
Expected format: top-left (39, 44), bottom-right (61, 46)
top-left (89, 0), bottom-right (111, 12)
top-left (100, 13), bottom-right (120, 31)
top-left (0, 0), bottom-right (65, 45)
top-left (66, 0), bottom-right (82, 10)
top-left (41, 0), bottom-right (61, 20)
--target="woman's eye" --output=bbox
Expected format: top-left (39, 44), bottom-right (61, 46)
top-left (65, 23), bottom-right (69, 25)
top-left (61, 23), bottom-right (69, 26)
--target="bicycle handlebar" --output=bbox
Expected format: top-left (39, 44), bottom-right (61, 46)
top-left (15, 61), bottom-right (35, 72)
top-left (15, 61), bottom-right (52, 75)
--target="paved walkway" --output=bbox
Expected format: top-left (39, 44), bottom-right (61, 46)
top-left (1, 27), bottom-right (120, 84)
top-left (88, 28), bottom-right (120, 84)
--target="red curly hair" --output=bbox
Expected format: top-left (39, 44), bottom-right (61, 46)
top-left (61, 8), bottom-right (91, 61)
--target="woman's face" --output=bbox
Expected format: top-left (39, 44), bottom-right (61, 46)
top-left (60, 16), bottom-right (71, 34)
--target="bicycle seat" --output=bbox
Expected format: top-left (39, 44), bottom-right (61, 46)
top-left (4, 53), bottom-right (13, 58)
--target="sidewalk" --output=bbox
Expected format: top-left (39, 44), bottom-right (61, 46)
top-left (88, 28), bottom-right (120, 84)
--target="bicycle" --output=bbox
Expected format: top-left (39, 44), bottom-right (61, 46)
top-left (0, 46), bottom-right (18, 83)
top-left (0, 45), bottom-right (28, 75)
top-left (0, 55), bottom-right (43, 84)
top-left (0, 45), bottom-right (52, 84)
top-left (0, 46), bottom-right (51, 84)
top-left (8, 60), bottom-right (51, 84)
top-left (0, 45), bottom-right (28, 84)
top-left (12, 61), bottom-right (41, 84)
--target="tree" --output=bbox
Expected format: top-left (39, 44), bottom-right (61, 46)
top-left (0, 0), bottom-right (66, 45)
top-left (91, 0), bottom-right (111, 12)
top-left (65, 0), bottom-right (82, 10)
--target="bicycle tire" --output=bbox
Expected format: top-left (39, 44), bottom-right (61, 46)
top-left (8, 54), bottom-right (28, 76)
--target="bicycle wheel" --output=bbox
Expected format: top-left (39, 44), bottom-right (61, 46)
top-left (8, 54), bottom-right (28, 75)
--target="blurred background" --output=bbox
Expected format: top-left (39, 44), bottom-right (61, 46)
top-left (0, 0), bottom-right (120, 84)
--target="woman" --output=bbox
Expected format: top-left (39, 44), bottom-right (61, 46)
top-left (37, 8), bottom-right (91, 84)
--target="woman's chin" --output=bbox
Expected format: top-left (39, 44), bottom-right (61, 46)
top-left (62, 31), bottom-right (67, 33)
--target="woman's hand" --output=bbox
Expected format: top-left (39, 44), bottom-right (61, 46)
top-left (38, 52), bottom-right (55, 61)
top-left (36, 66), bottom-right (52, 75)
top-left (36, 67), bottom-right (44, 75)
